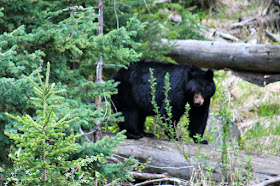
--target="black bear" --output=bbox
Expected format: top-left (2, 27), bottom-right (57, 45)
top-left (111, 59), bottom-right (216, 144)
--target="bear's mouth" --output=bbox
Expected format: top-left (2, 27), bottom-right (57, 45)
top-left (193, 93), bottom-right (204, 107)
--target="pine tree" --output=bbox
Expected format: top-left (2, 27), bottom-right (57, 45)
top-left (5, 62), bottom-right (138, 185)
top-left (5, 62), bottom-right (91, 185)
top-left (0, 1), bottom-right (145, 163)
top-left (0, 0), bottom-right (203, 175)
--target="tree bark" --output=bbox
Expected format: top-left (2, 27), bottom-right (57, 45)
top-left (94, 0), bottom-right (104, 142)
top-left (115, 137), bottom-right (280, 183)
top-left (165, 39), bottom-right (280, 74)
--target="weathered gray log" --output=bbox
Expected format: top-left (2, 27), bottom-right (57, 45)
top-left (164, 39), bottom-right (280, 74)
top-left (116, 137), bottom-right (280, 183)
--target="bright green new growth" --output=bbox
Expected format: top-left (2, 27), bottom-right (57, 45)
top-left (148, 68), bottom-right (190, 140)
top-left (216, 85), bottom-right (232, 182)
top-left (5, 62), bottom-right (90, 185)
top-left (163, 72), bottom-right (174, 135)
top-left (148, 68), bottom-right (162, 131)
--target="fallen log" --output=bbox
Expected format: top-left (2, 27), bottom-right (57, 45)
top-left (116, 137), bottom-right (280, 183)
top-left (164, 39), bottom-right (280, 74)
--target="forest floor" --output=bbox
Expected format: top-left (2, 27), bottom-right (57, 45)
top-left (201, 0), bottom-right (280, 156)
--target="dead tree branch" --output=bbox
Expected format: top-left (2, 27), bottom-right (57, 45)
top-left (134, 177), bottom-right (187, 186)
top-left (255, 176), bottom-right (280, 186)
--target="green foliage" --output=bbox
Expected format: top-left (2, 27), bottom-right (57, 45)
top-left (102, 0), bottom-right (204, 61)
top-left (4, 63), bottom-right (137, 185)
top-left (0, 1), bottom-right (147, 163)
top-left (213, 83), bottom-right (254, 185)
top-left (148, 68), bottom-right (172, 138)
top-left (0, 0), bottom-right (205, 177)
top-left (148, 68), bottom-right (162, 128)
top-left (5, 62), bottom-right (91, 185)
top-left (77, 132), bottom-right (138, 182)
top-left (215, 84), bottom-right (232, 182)
top-left (148, 68), bottom-right (190, 140)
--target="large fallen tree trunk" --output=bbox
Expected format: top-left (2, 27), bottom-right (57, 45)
top-left (116, 137), bottom-right (280, 184)
top-left (165, 39), bottom-right (280, 74)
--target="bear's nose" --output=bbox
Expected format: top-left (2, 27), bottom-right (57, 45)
top-left (193, 93), bottom-right (204, 107)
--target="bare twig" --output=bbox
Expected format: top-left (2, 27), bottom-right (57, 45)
top-left (117, 1), bottom-right (132, 8)
top-left (94, 63), bottom-right (124, 67)
top-left (143, 0), bottom-right (151, 14)
top-left (154, 0), bottom-right (170, 4)
top-left (108, 156), bottom-right (122, 164)
top-left (16, 147), bottom-right (22, 156)
top-left (62, 6), bottom-right (96, 12)
top-left (130, 172), bottom-right (170, 180)
top-left (102, 93), bottom-right (110, 120)
top-left (117, 8), bottom-right (125, 15)
top-left (114, 0), bottom-right (119, 29)
top-left (229, 17), bottom-right (257, 29)
top-left (79, 125), bottom-right (95, 142)
top-left (265, 29), bottom-right (280, 42)
top-left (214, 31), bottom-right (239, 42)
top-left (262, 0), bottom-right (274, 16)
top-left (229, 12), bottom-right (280, 29)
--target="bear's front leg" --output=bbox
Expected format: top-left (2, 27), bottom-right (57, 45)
top-left (188, 100), bottom-right (210, 144)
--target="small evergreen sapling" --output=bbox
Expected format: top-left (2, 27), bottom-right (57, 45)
top-left (5, 62), bottom-right (93, 185)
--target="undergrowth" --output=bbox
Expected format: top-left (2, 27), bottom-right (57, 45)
top-left (215, 70), bottom-right (280, 156)
top-left (146, 68), bottom-right (253, 185)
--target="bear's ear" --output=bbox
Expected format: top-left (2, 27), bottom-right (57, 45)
top-left (206, 70), bottom-right (214, 80)
top-left (188, 68), bottom-right (198, 79)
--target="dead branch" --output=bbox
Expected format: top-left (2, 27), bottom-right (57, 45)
top-left (94, 0), bottom-right (104, 142)
top-left (229, 12), bottom-right (280, 29)
top-left (262, 0), bottom-right (274, 16)
top-left (131, 172), bottom-right (170, 180)
top-left (214, 31), bottom-right (239, 42)
top-left (255, 176), bottom-right (280, 186)
top-left (134, 177), bottom-right (187, 186)
top-left (265, 29), bottom-right (280, 43)
top-left (154, 0), bottom-right (170, 3)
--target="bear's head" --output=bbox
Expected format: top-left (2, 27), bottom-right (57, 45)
top-left (186, 69), bottom-right (215, 107)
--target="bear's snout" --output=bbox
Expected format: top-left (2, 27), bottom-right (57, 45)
top-left (193, 93), bottom-right (204, 106)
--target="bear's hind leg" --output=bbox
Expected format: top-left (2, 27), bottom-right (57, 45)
top-left (137, 113), bottom-right (154, 138)
top-left (119, 109), bottom-right (144, 139)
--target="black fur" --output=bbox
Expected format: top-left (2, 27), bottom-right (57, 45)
top-left (111, 59), bottom-right (216, 143)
